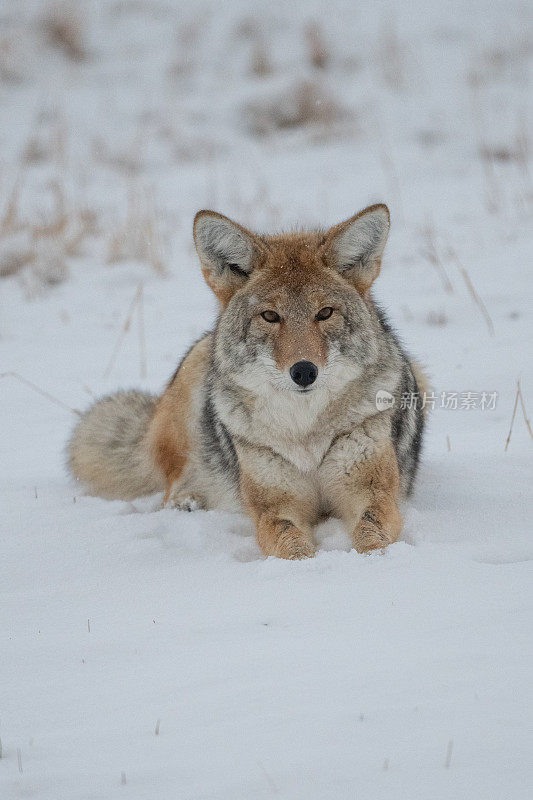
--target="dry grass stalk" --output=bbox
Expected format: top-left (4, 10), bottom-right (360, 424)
top-left (1, 175), bottom-right (98, 290)
top-left (103, 284), bottom-right (141, 378)
top-left (33, 179), bottom-right (66, 237)
top-left (505, 384), bottom-right (521, 452)
top-left (249, 40), bottom-right (272, 77)
top-left (517, 383), bottom-right (533, 441)
top-left (513, 119), bottom-right (533, 207)
top-left (93, 132), bottom-right (143, 175)
top-left (456, 261), bottom-right (495, 337)
top-left (445, 739), bottom-right (453, 769)
top-left (167, 14), bottom-right (203, 82)
top-left (426, 310), bottom-right (447, 326)
top-left (0, 371), bottom-right (81, 415)
top-left (24, 135), bottom-right (48, 165)
top-left (257, 761), bottom-right (279, 794)
top-left (17, 748), bottom-right (23, 774)
top-left (378, 145), bottom-right (405, 224)
top-left (0, 37), bottom-right (24, 83)
top-left (479, 149), bottom-right (502, 215)
top-left (446, 435), bottom-right (451, 452)
top-left (138, 284), bottom-right (147, 379)
top-left (107, 188), bottom-right (167, 276)
top-left (468, 80), bottom-right (502, 215)
top-left (245, 80), bottom-right (346, 137)
top-left (102, 283), bottom-right (144, 378)
top-left (1, 177), bottom-right (22, 235)
top-left (23, 116), bottom-right (67, 166)
top-left (505, 380), bottom-right (532, 451)
top-left (305, 22), bottom-right (329, 70)
top-left (235, 17), bottom-right (259, 40)
top-left (143, 206), bottom-right (167, 276)
top-left (44, 1), bottom-right (87, 61)
top-left (420, 226), bottom-right (454, 293)
top-left (372, 114), bottom-right (405, 224)
top-left (0, 237), bottom-right (35, 278)
top-left (378, 21), bottom-right (407, 91)
top-left (25, 242), bottom-right (69, 292)
top-left (155, 719), bottom-right (160, 736)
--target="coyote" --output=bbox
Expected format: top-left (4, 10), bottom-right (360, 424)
top-left (68, 204), bottom-right (426, 559)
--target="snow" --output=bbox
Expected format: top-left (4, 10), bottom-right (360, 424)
top-left (1, 0), bottom-right (532, 797)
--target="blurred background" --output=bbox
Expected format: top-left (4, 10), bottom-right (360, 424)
top-left (0, 0), bottom-right (531, 452)
top-left (1, 0), bottom-right (530, 291)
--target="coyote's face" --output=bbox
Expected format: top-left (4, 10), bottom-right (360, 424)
top-left (193, 205), bottom-right (390, 399)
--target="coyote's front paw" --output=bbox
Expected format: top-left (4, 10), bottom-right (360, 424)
top-left (174, 497), bottom-right (200, 512)
top-left (353, 510), bottom-right (394, 554)
top-left (273, 524), bottom-right (316, 560)
top-left (163, 491), bottom-right (204, 512)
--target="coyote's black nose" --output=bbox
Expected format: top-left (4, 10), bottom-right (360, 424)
top-left (290, 360), bottom-right (318, 388)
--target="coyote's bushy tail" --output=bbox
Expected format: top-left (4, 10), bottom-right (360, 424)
top-left (67, 390), bottom-right (164, 501)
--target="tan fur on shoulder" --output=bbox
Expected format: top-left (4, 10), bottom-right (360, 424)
top-left (148, 336), bottom-right (211, 503)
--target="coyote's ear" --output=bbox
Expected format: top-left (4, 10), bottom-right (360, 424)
top-left (322, 204), bottom-right (390, 293)
top-left (193, 211), bottom-right (265, 304)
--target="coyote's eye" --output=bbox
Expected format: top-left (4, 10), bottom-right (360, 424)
top-left (261, 310), bottom-right (281, 323)
top-left (316, 307), bottom-right (334, 321)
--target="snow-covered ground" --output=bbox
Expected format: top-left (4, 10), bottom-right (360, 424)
top-left (1, 0), bottom-right (532, 797)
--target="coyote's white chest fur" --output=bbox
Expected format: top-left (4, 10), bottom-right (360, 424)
top-left (244, 387), bottom-right (335, 473)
